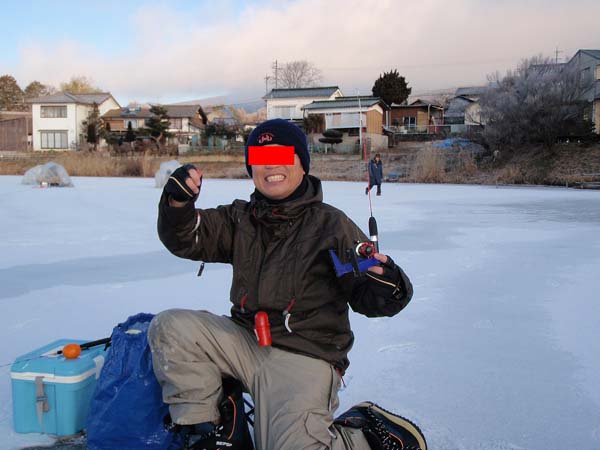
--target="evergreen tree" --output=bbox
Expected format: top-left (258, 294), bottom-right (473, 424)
top-left (318, 129), bottom-right (343, 153)
top-left (125, 121), bottom-right (136, 143)
top-left (371, 69), bottom-right (411, 106)
top-left (81, 102), bottom-right (103, 151)
top-left (0, 75), bottom-right (24, 110)
top-left (146, 105), bottom-right (171, 148)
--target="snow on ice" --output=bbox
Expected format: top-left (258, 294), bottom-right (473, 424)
top-left (1, 175), bottom-right (599, 450)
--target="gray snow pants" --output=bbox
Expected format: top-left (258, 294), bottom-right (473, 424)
top-left (148, 309), bottom-right (370, 450)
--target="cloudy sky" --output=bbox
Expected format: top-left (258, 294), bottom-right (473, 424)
top-left (2, 0), bottom-right (599, 105)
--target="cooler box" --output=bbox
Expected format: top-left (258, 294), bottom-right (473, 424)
top-left (11, 339), bottom-right (106, 436)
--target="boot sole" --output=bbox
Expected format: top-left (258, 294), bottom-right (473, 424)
top-left (356, 401), bottom-right (427, 450)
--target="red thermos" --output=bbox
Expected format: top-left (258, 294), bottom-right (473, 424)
top-left (254, 311), bottom-right (272, 346)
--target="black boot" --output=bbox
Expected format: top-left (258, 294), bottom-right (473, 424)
top-left (334, 401), bottom-right (427, 450)
top-left (169, 378), bottom-right (254, 450)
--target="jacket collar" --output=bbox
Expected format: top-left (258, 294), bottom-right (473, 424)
top-left (250, 175), bottom-right (323, 222)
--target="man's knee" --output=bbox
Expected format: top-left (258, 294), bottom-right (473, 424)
top-left (149, 309), bottom-right (213, 345)
top-left (151, 309), bottom-right (224, 349)
top-left (149, 309), bottom-right (184, 343)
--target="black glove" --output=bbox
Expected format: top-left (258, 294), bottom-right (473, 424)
top-left (164, 164), bottom-right (202, 203)
top-left (365, 255), bottom-right (406, 302)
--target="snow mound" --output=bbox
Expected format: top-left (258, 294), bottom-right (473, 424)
top-left (154, 160), bottom-right (181, 188)
top-left (22, 162), bottom-right (74, 187)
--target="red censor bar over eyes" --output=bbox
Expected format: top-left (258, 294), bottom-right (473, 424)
top-left (248, 146), bottom-right (295, 166)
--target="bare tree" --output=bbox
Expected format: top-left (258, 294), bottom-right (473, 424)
top-left (277, 60), bottom-right (323, 89)
top-left (480, 55), bottom-right (594, 149)
top-left (60, 75), bottom-right (102, 94)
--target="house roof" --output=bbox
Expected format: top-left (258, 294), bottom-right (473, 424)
top-left (444, 96), bottom-right (476, 117)
top-left (580, 49), bottom-right (600, 60)
top-left (530, 62), bottom-right (566, 72)
top-left (102, 104), bottom-right (207, 123)
top-left (165, 105), bottom-right (206, 118)
top-left (302, 96), bottom-right (388, 111)
top-left (454, 86), bottom-right (487, 97)
top-left (27, 92), bottom-right (114, 105)
top-left (264, 86), bottom-right (340, 99)
top-left (391, 99), bottom-right (443, 109)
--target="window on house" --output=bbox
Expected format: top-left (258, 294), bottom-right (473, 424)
top-left (596, 64), bottom-right (600, 81)
top-left (403, 116), bottom-right (416, 128)
top-left (125, 119), bottom-right (139, 129)
top-left (341, 112), bottom-right (361, 128)
top-left (169, 118), bottom-right (183, 129)
top-left (41, 106), bottom-right (67, 118)
top-left (40, 131), bottom-right (68, 149)
top-left (583, 105), bottom-right (592, 122)
top-left (581, 67), bottom-right (591, 84)
top-left (272, 106), bottom-right (296, 119)
top-left (328, 113), bottom-right (341, 127)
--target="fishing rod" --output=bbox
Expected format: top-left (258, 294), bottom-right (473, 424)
top-left (0, 338), bottom-right (112, 368)
top-left (360, 96), bottom-right (379, 254)
top-left (328, 115), bottom-right (381, 278)
top-left (56, 337), bottom-right (112, 358)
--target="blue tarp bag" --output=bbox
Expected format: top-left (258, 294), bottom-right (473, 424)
top-left (86, 313), bottom-right (181, 450)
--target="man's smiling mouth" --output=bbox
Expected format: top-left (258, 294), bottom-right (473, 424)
top-left (266, 174), bottom-right (286, 182)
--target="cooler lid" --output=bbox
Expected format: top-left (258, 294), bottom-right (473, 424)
top-left (10, 339), bottom-right (106, 383)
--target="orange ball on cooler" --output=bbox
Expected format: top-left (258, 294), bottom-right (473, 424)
top-left (62, 343), bottom-right (82, 359)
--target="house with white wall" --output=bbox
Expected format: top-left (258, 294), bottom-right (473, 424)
top-left (264, 86), bottom-right (342, 122)
top-left (28, 92), bottom-right (120, 151)
top-left (301, 96), bottom-right (390, 151)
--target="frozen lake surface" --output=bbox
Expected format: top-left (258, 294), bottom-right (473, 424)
top-left (1, 175), bottom-right (599, 450)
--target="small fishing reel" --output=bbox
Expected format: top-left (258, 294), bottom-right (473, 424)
top-left (355, 241), bottom-right (376, 258)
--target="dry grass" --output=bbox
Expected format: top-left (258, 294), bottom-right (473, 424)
top-left (494, 165), bottom-right (527, 184)
top-left (409, 148), bottom-right (446, 183)
top-left (456, 149), bottom-right (478, 176)
top-left (0, 153), bottom-right (163, 178)
top-left (3, 143), bottom-right (599, 187)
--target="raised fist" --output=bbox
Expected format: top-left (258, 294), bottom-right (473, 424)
top-left (164, 164), bottom-right (203, 203)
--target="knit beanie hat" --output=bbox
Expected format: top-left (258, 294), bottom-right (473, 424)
top-left (245, 119), bottom-right (309, 176)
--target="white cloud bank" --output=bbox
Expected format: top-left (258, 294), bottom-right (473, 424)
top-left (12, 0), bottom-right (600, 103)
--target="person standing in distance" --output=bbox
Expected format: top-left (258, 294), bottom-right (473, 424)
top-left (366, 153), bottom-right (383, 196)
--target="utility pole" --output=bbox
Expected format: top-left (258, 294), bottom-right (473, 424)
top-left (357, 89), bottom-right (363, 159)
top-left (554, 47), bottom-right (563, 64)
top-left (272, 60), bottom-right (279, 89)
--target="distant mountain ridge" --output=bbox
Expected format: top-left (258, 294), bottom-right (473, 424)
top-left (172, 96), bottom-right (265, 113)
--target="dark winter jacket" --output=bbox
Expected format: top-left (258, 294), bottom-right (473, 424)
top-left (157, 175), bottom-right (412, 371)
top-left (368, 159), bottom-right (383, 184)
